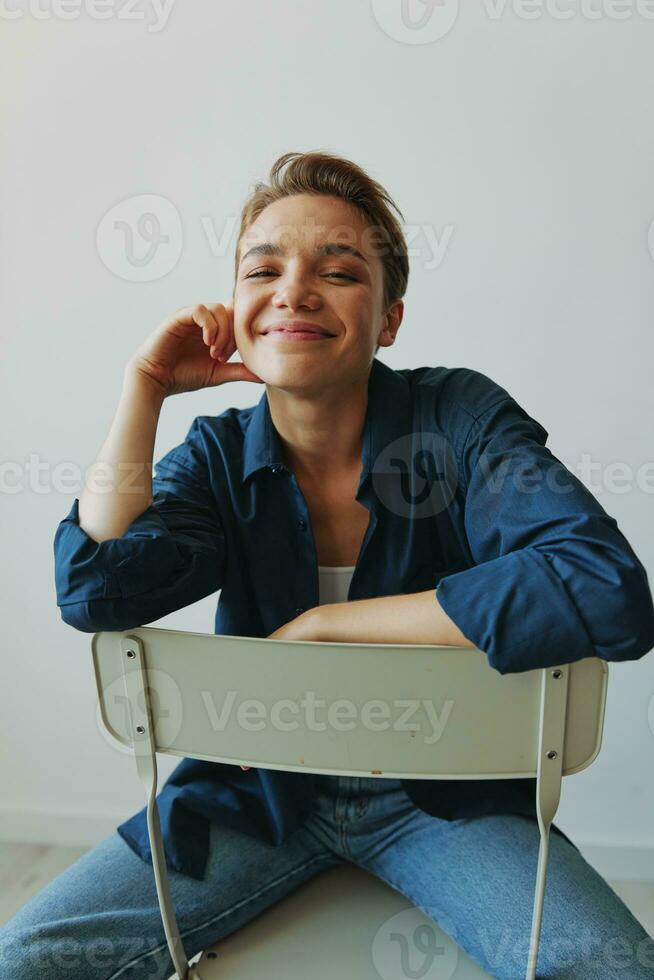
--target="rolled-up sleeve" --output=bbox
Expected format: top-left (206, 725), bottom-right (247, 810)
top-left (53, 417), bottom-right (227, 632)
top-left (435, 396), bottom-right (654, 675)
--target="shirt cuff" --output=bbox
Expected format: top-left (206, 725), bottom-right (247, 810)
top-left (54, 497), bottom-right (185, 606)
top-left (435, 547), bottom-right (596, 674)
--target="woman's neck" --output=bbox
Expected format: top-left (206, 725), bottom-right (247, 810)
top-left (265, 376), bottom-right (369, 480)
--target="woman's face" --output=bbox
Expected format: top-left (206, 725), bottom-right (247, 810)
top-left (233, 193), bottom-right (402, 389)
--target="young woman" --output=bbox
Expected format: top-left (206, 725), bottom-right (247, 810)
top-left (3, 151), bottom-right (653, 979)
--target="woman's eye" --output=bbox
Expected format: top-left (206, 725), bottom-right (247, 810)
top-left (246, 269), bottom-right (356, 281)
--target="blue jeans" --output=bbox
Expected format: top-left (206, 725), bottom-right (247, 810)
top-left (1, 774), bottom-right (652, 979)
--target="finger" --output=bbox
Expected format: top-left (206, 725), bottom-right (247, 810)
top-left (221, 322), bottom-right (240, 362)
top-left (168, 304), bottom-right (214, 336)
top-left (216, 337), bottom-right (236, 362)
top-left (168, 303), bottom-right (219, 352)
top-left (191, 303), bottom-right (221, 351)
top-left (207, 302), bottom-right (233, 358)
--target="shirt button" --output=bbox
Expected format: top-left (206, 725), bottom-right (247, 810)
top-left (298, 518), bottom-right (307, 531)
top-left (295, 607), bottom-right (305, 616)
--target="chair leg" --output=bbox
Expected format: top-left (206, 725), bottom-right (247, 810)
top-left (525, 827), bottom-right (550, 980)
top-left (145, 793), bottom-right (191, 979)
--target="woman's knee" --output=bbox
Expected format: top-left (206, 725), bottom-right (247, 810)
top-left (0, 915), bottom-right (176, 980)
top-left (0, 832), bottom-right (174, 980)
top-left (0, 908), bottom-right (177, 980)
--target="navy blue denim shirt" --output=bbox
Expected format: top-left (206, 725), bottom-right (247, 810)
top-left (53, 357), bottom-right (654, 880)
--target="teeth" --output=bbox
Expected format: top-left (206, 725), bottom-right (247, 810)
top-left (263, 328), bottom-right (332, 336)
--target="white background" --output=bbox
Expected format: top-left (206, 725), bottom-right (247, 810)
top-left (1, 0), bottom-right (653, 879)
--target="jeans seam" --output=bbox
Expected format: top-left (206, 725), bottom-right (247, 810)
top-left (106, 850), bottom-right (335, 980)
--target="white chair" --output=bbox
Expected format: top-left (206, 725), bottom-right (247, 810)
top-left (91, 627), bottom-right (608, 980)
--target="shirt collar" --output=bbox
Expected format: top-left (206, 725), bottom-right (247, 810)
top-left (241, 357), bottom-right (410, 489)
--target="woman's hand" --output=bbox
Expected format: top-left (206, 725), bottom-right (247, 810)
top-left (126, 301), bottom-right (265, 398)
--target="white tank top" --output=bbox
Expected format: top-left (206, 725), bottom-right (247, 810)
top-left (317, 565), bottom-right (355, 605)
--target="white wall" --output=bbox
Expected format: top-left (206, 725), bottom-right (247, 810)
top-left (1, 1), bottom-right (653, 880)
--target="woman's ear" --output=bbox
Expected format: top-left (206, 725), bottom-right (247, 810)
top-left (377, 300), bottom-right (403, 351)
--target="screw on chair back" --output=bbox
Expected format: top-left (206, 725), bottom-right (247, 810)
top-left (91, 627), bottom-right (608, 980)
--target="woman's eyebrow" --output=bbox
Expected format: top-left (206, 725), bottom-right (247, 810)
top-left (239, 241), bottom-right (369, 265)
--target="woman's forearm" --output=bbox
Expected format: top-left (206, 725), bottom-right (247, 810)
top-left (311, 589), bottom-right (477, 647)
top-left (78, 368), bottom-right (166, 543)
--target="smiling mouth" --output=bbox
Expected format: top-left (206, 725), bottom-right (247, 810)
top-left (262, 329), bottom-right (335, 341)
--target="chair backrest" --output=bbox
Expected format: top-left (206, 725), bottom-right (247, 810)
top-left (93, 627), bottom-right (606, 777)
top-left (92, 627), bottom-right (608, 980)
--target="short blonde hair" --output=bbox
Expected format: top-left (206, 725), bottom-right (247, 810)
top-left (233, 150), bottom-right (409, 353)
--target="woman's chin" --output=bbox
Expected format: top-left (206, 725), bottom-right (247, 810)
top-left (255, 358), bottom-right (327, 388)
